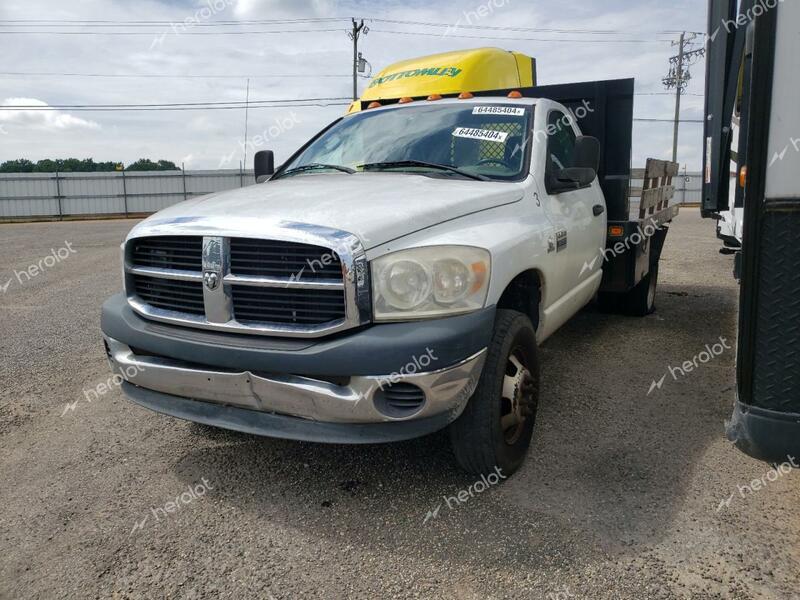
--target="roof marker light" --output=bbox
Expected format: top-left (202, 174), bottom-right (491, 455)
top-left (398, 97), bottom-right (414, 104)
top-left (458, 92), bottom-right (474, 99)
top-left (367, 101), bottom-right (382, 109)
top-left (427, 94), bottom-right (443, 101)
top-left (508, 91), bottom-right (523, 99)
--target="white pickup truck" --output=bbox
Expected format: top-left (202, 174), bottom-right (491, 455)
top-left (101, 73), bottom-right (678, 476)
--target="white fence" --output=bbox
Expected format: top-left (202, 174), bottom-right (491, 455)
top-left (0, 168), bottom-right (702, 221)
top-left (0, 169), bottom-right (253, 220)
top-left (631, 169), bottom-right (702, 205)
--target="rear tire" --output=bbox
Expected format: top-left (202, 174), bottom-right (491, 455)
top-left (597, 262), bottom-right (659, 317)
top-left (449, 309), bottom-right (540, 477)
top-left (624, 261), bottom-right (659, 316)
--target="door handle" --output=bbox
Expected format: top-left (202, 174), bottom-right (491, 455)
top-left (593, 204), bottom-right (605, 217)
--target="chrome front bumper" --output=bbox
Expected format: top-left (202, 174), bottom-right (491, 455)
top-left (105, 336), bottom-right (486, 425)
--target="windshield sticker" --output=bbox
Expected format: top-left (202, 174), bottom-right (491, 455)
top-left (452, 127), bottom-right (509, 144)
top-left (472, 106), bottom-right (526, 116)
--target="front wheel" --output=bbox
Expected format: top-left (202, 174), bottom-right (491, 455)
top-left (449, 309), bottom-right (540, 477)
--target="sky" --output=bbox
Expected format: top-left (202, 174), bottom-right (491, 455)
top-left (0, 0), bottom-right (708, 171)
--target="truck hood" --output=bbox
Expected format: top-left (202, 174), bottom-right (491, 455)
top-left (132, 172), bottom-right (523, 249)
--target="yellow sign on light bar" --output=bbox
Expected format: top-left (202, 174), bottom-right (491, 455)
top-left (351, 47), bottom-right (537, 113)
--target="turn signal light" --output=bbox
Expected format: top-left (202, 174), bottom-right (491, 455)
top-left (739, 165), bottom-right (748, 188)
top-left (470, 262), bottom-right (488, 293)
top-left (508, 91), bottom-right (523, 99)
top-left (398, 97), bottom-right (414, 104)
top-left (608, 225), bottom-right (625, 237)
top-left (367, 101), bottom-right (382, 109)
top-left (458, 91), bottom-right (474, 99)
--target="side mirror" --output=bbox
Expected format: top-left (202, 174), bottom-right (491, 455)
top-left (549, 135), bottom-right (600, 194)
top-left (557, 167), bottom-right (597, 188)
top-left (574, 135), bottom-right (600, 171)
top-left (254, 150), bottom-right (275, 183)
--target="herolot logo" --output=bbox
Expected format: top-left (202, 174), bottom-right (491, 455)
top-left (368, 66), bottom-right (463, 89)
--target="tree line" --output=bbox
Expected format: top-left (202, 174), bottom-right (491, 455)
top-left (0, 158), bottom-right (180, 173)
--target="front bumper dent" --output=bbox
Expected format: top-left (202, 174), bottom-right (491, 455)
top-left (107, 336), bottom-right (486, 428)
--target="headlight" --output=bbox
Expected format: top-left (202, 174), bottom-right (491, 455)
top-left (372, 246), bottom-right (490, 321)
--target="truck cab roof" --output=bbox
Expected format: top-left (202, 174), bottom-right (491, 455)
top-left (349, 47), bottom-right (537, 113)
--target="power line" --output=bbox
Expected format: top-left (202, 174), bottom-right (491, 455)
top-left (0, 17), bottom-right (704, 37)
top-left (368, 29), bottom-right (673, 43)
top-left (0, 18), bottom-right (349, 25)
top-left (0, 103), bottom-right (351, 112)
top-left (635, 92), bottom-right (704, 97)
top-left (0, 71), bottom-right (351, 79)
top-left (634, 118), bottom-right (704, 123)
top-left (0, 97), bottom-right (352, 112)
top-left (0, 27), bottom-right (673, 43)
top-left (0, 97), bottom-right (350, 108)
top-left (368, 18), bottom-right (697, 36)
top-left (0, 28), bottom-right (346, 35)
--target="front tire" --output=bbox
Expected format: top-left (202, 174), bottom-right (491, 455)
top-left (449, 309), bottom-right (540, 477)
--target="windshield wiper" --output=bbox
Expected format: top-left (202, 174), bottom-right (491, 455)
top-left (275, 163), bottom-right (356, 179)
top-left (359, 160), bottom-right (489, 181)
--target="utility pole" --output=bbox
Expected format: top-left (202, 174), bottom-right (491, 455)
top-left (348, 18), bottom-right (368, 101)
top-left (663, 32), bottom-right (705, 164)
top-left (671, 32), bottom-right (686, 164)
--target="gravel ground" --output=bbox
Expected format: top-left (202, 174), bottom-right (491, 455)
top-left (0, 209), bottom-right (798, 600)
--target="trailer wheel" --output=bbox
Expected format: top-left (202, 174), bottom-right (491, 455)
top-left (449, 309), bottom-right (539, 477)
top-left (624, 261), bottom-right (659, 316)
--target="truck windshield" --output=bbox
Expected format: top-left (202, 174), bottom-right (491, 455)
top-left (277, 103), bottom-right (532, 182)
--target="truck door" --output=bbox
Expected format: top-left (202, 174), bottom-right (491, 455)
top-left (539, 108), bottom-right (607, 303)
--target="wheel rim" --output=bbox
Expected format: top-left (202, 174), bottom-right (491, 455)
top-left (500, 347), bottom-right (536, 445)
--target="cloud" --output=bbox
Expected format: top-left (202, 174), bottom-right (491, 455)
top-left (0, 0), bottom-right (707, 168)
top-left (0, 98), bottom-right (101, 132)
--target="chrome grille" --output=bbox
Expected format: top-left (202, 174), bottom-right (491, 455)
top-left (230, 238), bottom-right (342, 280)
top-left (130, 236), bottom-right (202, 270)
top-left (231, 286), bottom-right (346, 324)
top-left (124, 228), bottom-right (370, 338)
top-left (132, 275), bottom-right (205, 316)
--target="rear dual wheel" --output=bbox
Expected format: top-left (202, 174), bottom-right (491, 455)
top-left (598, 261), bottom-right (660, 317)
